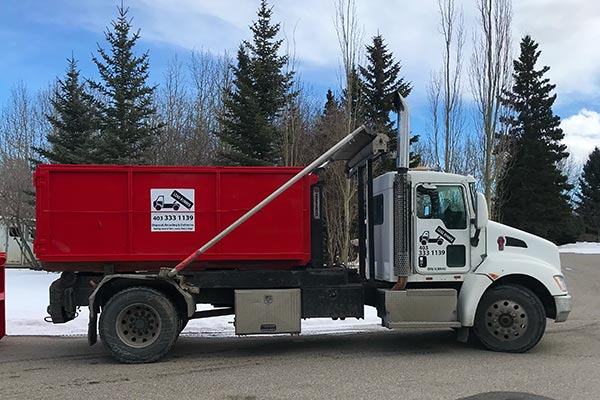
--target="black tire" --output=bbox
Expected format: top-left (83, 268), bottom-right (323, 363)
top-left (473, 284), bottom-right (546, 353)
top-left (99, 287), bottom-right (179, 364)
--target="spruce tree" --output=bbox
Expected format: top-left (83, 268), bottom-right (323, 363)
top-left (324, 89), bottom-right (338, 116)
top-left (497, 36), bottom-right (574, 243)
top-left (90, 5), bottom-right (158, 165)
top-left (219, 45), bottom-right (267, 165)
top-left (36, 56), bottom-right (98, 164)
top-left (342, 68), bottom-right (366, 126)
top-left (577, 147), bottom-right (600, 240)
top-left (317, 88), bottom-right (344, 152)
top-left (359, 34), bottom-right (419, 169)
top-left (218, 0), bottom-right (294, 166)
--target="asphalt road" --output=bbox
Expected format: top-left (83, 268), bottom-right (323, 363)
top-left (0, 253), bottom-right (598, 400)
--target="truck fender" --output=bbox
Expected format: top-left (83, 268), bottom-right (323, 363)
top-left (458, 255), bottom-right (563, 327)
top-left (457, 273), bottom-right (492, 327)
top-left (87, 274), bottom-right (195, 346)
top-left (474, 254), bottom-right (564, 296)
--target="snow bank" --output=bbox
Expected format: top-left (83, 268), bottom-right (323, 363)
top-left (558, 242), bottom-right (600, 254)
top-left (4, 269), bottom-right (383, 337)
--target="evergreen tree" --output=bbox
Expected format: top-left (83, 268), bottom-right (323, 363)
top-left (497, 36), bottom-right (574, 244)
top-left (36, 56), bottom-right (98, 164)
top-left (324, 89), bottom-right (338, 117)
top-left (341, 68), bottom-right (366, 127)
top-left (358, 34), bottom-right (419, 169)
top-left (90, 5), bottom-right (158, 165)
top-left (577, 147), bottom-right (600, 240)
top-left (219, 45), bottom-right (268, 165)
top-left (218, 0), bottom-right (294, 166)
top-left (316, 88), bottom-right (344, 153)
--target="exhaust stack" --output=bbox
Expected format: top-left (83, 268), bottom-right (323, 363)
top-left (394, 93), bottom-right (410, 171)
top-left (392, 92), bottom-right (411, 290)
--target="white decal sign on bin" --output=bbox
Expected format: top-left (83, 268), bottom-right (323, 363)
top-left (150, 189), bottom-right (195, 232)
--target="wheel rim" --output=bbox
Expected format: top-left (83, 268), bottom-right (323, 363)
top-left (116, 303), bottom-right (161, 348)
top-left (484, 299), bottom-right (528, 341)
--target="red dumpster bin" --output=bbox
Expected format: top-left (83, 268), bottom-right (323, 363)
top-left (34, 165), bottom-right (317, 273)
top-left (0, 252), bottom-right (5, 339)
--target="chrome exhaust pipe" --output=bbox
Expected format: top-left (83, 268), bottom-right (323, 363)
top-left (392, 92), bottom-right (411, 290)
top-left (394, 92), bottom-right (410, 172)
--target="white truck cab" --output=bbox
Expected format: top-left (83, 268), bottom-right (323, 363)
top-left (371, 169), bottom-right (572, 352)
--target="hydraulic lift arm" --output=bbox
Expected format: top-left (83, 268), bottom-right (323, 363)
top-left (168, 125), bottom-right (388, 277)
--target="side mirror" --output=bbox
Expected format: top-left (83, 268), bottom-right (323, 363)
top-left (475, 192), bottom-right (488, 229)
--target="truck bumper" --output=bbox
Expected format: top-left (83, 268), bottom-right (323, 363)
top-left (554, 294), bottom-right (572, 323)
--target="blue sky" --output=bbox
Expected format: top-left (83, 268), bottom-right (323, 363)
top-left (1, 0), bottom-right (600, 164)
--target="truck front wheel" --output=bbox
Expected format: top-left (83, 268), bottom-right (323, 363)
top-left (99, 287), bottom-right (179, 363)
top-left (473, 284), bottom-right (546, 353)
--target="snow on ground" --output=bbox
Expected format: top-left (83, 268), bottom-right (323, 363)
top-left (558, 242), bottom-right (600, 254)
top-left (4, 269), bottom-right (384, 337)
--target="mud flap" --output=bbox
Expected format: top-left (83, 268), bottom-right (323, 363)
top-left (88, 313), bottom-right (97, 346)
top-left (456, 327), bottom-right (469, 343)
top-left (48, 273), bottom-right (77, 323)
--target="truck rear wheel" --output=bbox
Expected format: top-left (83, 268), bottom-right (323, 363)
top-left (473, 284), bottom-right (546, 353)
top-left (99, 287), bottom-right (179, 363)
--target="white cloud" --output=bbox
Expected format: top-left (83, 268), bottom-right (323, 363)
top-left (560, 109), bottom-right (600, 163)
top-left (114, 0), bottom-right (600, 101)
top-left (513, 0), bottom-right (600, 101)
top-left (35, 0), bottom-right (600, 113)
top-left (15, 0), bottom-right (599, 172)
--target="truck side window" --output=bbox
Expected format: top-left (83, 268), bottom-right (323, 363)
top-left (416, 185), bottom-right (467, 230)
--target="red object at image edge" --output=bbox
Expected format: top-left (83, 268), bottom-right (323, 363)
top-left (0, 252), bottom-right (5, 340)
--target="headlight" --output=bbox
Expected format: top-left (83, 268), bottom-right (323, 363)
top-left (553, 275), bottom-right (568, 292)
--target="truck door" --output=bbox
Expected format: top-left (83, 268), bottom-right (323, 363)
top-left (414, 184), bottom-right (470, 274)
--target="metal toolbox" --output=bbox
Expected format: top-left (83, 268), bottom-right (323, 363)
top-left (235, 289), bottom-right (301, 335)
top-left (379, 288), bottom-right (459, 328)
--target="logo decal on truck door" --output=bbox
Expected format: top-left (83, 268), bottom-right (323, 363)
top-left (150, 189), bottom-right (195, 232)
top-left (435, 226), bottom-right (455, 244)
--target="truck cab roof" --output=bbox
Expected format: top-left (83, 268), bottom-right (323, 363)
top-left (374, 170), bottom-right (475, 189)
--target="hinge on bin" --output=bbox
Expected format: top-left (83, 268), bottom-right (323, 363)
top-left (180, 281), bottom-right (200, 294)
top-left (159, 268), bottom-right (200, 294)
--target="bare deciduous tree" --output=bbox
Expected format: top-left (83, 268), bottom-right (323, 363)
top-left (558, 154), bottom-right (582, 203)
top-left (316, 0), bottom-right (365, 265)
top-left (153, 51), bottom-right (232, 166)
top-left (425, 70), bottom-right (443, 168)
top-left (0, 82), bottom-right (49, 268)
top-left (469, 0), bottom-right (513, 213)
top-left (444, 0), bottom-right (465, 173)
top-left (280, 83), bottom-right (319, 167)
top-left (279, 28), bottom-right (320, 167)
top-left (334, 0), bottom-right (364, 131)
top-left (426, 0), bottom-right (470, 176)
top-left (153, 55), bottom-right (189, 165)
top-left (189, 50), bottom-right (232, 165)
